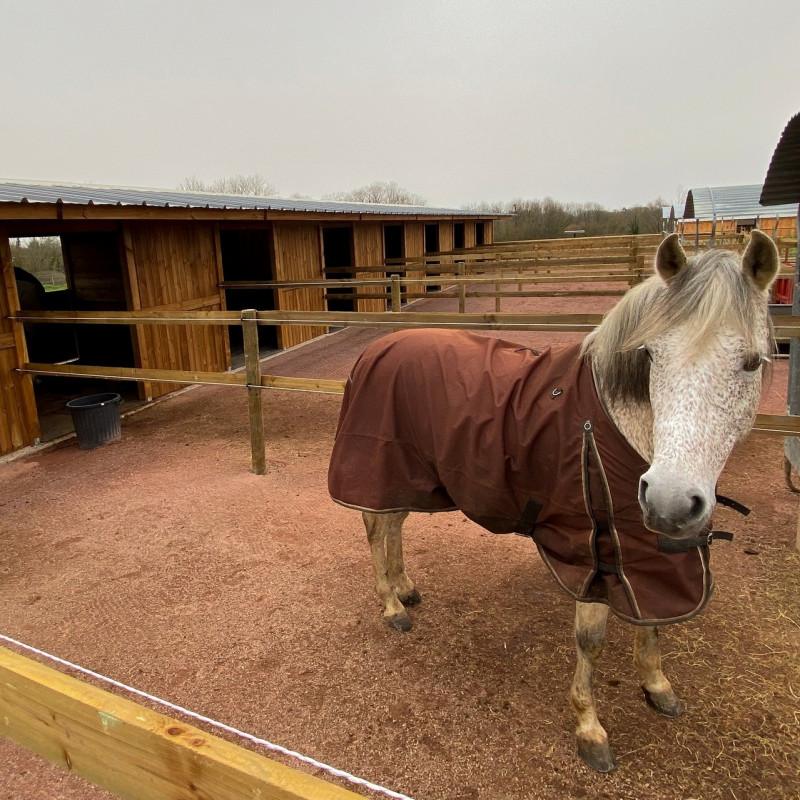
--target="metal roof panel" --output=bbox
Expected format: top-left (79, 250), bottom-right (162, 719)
top-left (0, 180), bottom-right (502, 218)
top-left (683, 184), bottom-right (797, 220)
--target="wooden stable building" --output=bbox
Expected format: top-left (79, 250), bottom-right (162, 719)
top-left (679, 184), bottom-right (798, 238)
top-left (0, 180), bottom-right (499, 456)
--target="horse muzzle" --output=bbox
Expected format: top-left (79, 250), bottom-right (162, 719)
top-left (637, 471), bottom-right (714, 538)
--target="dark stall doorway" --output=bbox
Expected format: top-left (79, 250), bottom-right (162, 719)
top-left (424, 222), bottom-right (441, 292)
top-left (475, 222), bottom-right (485, 246)
top-left (219, 228), bottom-right (278, 361)
top-left (19, 231), bottom-right (140, 442)
top-left (323, 226), bottom-right (355, 312)
top-left (454, 222), bottom-right (465, 250)
top-left (383, 224), bottom-right (405, 306)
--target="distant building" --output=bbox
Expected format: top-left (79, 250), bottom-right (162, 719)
top-left (679, 184), bottom-right (797, 240)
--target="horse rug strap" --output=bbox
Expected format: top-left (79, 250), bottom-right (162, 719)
top-left (328, 329), bottom-right (718, 626)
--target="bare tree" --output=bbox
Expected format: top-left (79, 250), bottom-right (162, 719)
top-left (178, 173), bottom-right (278, 197)
top-left (324, 181), bottom-right (426, 205)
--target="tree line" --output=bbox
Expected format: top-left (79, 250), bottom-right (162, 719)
top-left (466, 198), bottom-right (665, 241)
top-left (10, 237), bottom-right (65, 287)
top-left (179, 173), bottom-right (664, 239)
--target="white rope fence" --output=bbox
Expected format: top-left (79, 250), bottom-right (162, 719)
top-left (0, 632), bottom-right (415, 800)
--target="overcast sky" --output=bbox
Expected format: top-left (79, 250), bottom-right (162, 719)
top-left (1, 0), bottom-right (797, 209)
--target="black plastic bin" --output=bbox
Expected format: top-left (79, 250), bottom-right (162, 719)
top-left (66, 393), bottom-right (123, 450)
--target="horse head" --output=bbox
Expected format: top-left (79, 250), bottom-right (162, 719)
top-left (587, 231), bottom-right (779, 540)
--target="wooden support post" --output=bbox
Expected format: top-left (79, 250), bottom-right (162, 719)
top-left (0, 645), bottom-right (362, 800)
top-left (391, 276), bottom-right (401, 312)
top-left (242, 309), bottom-right (266, 475)
top-left (495, 278), bottom-right (501, 312)
top-left (458, 262), bottom-right (466, 314)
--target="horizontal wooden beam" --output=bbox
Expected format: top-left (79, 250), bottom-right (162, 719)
top-left (13, 309), bottom-right (800, 337)
top-left (0, 645), bottom-right (362, 800)
top-left (752, 413), bottom-right (800, 436)
top-left (23, 362), bottom-right (246, 386)
top-left (18, 364), bottom-right (800, 435)
top-left (21, 363), bottom-right (346, 394)
top-left (225, 272), bottom-right (639, 288)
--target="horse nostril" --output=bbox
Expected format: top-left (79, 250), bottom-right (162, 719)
top-left (639, 478), bottom-right (649, 504)
top-left (688, 494), bottom-right (706, 521)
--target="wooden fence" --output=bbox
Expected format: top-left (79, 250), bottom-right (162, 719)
top-left (0, 644), bottom-right (365, 800)
top-left (12, 307), bottom-right (800, 476)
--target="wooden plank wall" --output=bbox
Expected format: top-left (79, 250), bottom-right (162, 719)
top-left (126, 222), bottom-right (229, 398)
top-left (272, 222), bottom-right (326, 348)
top-left (0, 228), bottom-right (40, 454)
top-left (464, 221), bottom-right (476, 249)
top-left (353, 222), bottom-right (386, 312)
top-left (438, 221), bottom-right (454, 254)
top-left (680, 217), bottom-right (796, 237)
top-left (404, 223), bottom-right (426, 297)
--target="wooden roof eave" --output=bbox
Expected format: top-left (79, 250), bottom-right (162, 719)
top-left (0, 201), bottom-right (505, 225)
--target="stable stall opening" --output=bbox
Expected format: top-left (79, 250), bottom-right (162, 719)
top-left (383, 224), bottom-right (405, 304)
top-left (454, 223), bottom-right (465, 250)
top-left (323, 226), bottom-right (355, 312)
top-left (219, 228), bottom-right (278, 364)
top-left (424, 223), bottom-right (441, 292)
top-left (13, 231), bottom-right (139, 442)
top-left (475, 222), bottom-right (485, 246)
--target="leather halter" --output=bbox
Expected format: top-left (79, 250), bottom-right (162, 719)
top-left (657, 494), bottom-right (749, 553)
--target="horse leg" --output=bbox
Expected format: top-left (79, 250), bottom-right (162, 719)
top-left (571, 601), bottom-right (617, 772)
top-left (363, 511), bottom-right (413, 632)
top-left (385, 511), bottom-right (420, 607)
top-left (633, 625), bottom-right (684, 717)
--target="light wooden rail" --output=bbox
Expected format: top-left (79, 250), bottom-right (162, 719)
top-left (0, 645), bottom-right (363, 800)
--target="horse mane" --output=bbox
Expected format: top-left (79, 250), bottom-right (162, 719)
top-left (581, 248), bottom-right (774, 405)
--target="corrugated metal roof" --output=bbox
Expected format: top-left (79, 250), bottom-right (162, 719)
top-left (0, 179), bottom-right (499, 218)
top-left (683, 184), bottom-right (797, 220)
top-left (761, 112), bottom-right (800, 206)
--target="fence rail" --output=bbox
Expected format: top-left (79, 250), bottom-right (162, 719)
top-left (9, 307), bottom-right (800, 474)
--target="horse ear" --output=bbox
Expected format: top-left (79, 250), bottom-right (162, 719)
top-left (742, 229), bottom-right (779, 291)
top-left (654, 233), bottom-right (687, 282)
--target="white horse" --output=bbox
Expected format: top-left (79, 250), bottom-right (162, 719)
top-left (329, 231), bottom-right (779, 771)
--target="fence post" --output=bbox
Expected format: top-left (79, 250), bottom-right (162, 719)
top-left (391, 276), bottom-right (401, 312)
top-left (458, 262), bottom-right (466, 314)
top-left (242, 309), bottom-right (266, 475)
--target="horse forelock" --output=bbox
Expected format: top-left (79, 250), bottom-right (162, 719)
top-left (583, 248), bottom-right (773, 405)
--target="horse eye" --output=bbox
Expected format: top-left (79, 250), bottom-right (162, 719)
top-left (742, 354), bottom-right (765, 372)
top-left (637, 345), bottom-right (652, 361)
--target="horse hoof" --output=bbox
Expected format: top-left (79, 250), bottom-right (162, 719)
top-left (398, 588), bottom-right (422, 606)
top-left (385, 611), bottom-right (413, 632)
top-left (577, 739), bottom-right (617, 773)
top-left (642, 688), bottom-right (684, 718)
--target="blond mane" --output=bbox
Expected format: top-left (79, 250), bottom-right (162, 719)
top-left (582, 248), bottom-right (773, 404)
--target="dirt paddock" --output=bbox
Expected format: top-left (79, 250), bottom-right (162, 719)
top-left (1, 289), bottom-right (800, 800)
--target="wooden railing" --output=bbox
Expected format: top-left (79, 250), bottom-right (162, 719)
top-left (11, 308), bottom-right (800, 477)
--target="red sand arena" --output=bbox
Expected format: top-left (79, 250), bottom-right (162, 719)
top-left (1, 289), bottom-right (799, 800)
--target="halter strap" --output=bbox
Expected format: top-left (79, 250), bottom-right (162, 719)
top-left (715, 494), bottom-right (751, 516)
top-left (658, 530), bottom-right (734, 553)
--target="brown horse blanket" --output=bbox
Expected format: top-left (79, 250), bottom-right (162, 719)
top-left (328, 329), bottom-right (713, 625)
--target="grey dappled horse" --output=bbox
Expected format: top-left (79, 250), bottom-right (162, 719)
top-left (330, 232), bottom-right (779, 771)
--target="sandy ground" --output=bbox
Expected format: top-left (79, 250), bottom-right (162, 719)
top-left (1, 285), bottom-right (799, 800)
